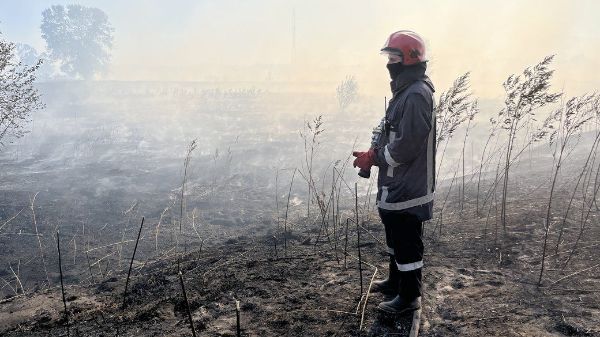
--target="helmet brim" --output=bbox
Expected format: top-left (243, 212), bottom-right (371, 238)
top-left (380, 47), bottom-right (402, 55)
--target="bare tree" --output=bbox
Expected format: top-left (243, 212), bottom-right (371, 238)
top-left (336, 76), bottom-right (358, 112)
top-left (0, 32), bottom-right (44, 147)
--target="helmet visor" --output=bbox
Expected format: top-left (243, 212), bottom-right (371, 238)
top-left (381, 51), bottom-right (403, 64)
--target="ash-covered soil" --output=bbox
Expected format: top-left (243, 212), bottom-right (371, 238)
top-left (2, 198), bottom-right (599, 337)
top-left (0, 226), bottom-right (412, 337)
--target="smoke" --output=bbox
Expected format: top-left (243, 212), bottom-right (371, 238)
top-left (2, 1), bottom-right (599, 97)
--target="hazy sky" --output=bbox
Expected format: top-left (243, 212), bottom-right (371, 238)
top-left (1, 0), bottom-right (599, 98)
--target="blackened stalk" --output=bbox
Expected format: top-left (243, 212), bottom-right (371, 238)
top-left (122, 217), bottom-right (144, 310)
top-left (178, 268), bottom-right (197, 337)
top-left (344, 218), bottom-right (349, 269)
top-left (283, 168), bottom-right (297, 256)
top-left (355, 183), bottom-right (363, 295)
top-left (332, 167), bottom-right (338, 262)
top-left (57, 231), bottom-right (69, 335)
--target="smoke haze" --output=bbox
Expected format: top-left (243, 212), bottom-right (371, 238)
top-left (2, 0), bottom-right (599, 97)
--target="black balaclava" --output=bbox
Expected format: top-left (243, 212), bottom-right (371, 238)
top-left (386, 62), bottom-right (404, 80)
top-left (388, 62), bottom-right (430, 94)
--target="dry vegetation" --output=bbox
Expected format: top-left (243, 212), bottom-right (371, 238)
top-left (0, 57), bottom-right (599, 336)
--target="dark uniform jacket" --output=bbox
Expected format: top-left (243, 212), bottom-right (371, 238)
top-left (373, 64), bottom-right (436, 221)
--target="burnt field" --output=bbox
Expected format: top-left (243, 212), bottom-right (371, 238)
top-left (0, 80), bottom-right (370, 293)
top-left (1, 169), bottom-right (599, 336)
top-left (0, 80), bottom-right (599, 336)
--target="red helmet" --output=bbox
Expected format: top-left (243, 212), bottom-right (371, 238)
top-left (381, 30), bottom-right (427, 65)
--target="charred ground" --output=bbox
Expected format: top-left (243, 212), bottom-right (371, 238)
top-left (1, 165), bottom-right (600, 336)
top-left (1, 82), bottom-right (599, 336)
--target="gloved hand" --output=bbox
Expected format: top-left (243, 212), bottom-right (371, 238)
top-left (352, 148), bottom-right (376, 171)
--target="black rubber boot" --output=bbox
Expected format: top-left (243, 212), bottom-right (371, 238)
top-left (377, 295), bottom-right (421, 316)
top-left (371, 255), bottom-right (399, 296)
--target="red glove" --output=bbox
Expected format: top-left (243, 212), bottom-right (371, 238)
top-left (352, 149), bottom-right (376, 171)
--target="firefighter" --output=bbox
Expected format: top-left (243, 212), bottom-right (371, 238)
top-left (352, 30), bottom-right (435, 315)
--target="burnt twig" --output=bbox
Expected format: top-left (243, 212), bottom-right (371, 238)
top-left (178, 267), bottom-right (197, 337)
top-left (57, 231), bottom-right (69, 335)
top-left (355, 183), bottom-right (363, 295)
top-left (122, 217), bottom-right (144, 310)
top-left (359, 267), bottom-right (378, 330)
top-left (550, 263), bottom-right (600, 287)
top-left (283, 168), bottom-right (297, 256)
top-left (31, 192), bottom-right (50, 286)
top-left (344, 218), bottom-right (349, 269)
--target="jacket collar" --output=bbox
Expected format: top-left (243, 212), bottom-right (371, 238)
top-left (390, 63), bottom-right (435, 94)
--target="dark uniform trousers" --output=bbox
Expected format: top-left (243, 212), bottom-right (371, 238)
top-left (378, 208), bottom-right (423, 300)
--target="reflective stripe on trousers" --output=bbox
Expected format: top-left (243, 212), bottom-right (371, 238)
top-left (396, 260), bottom-right (423, 271)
